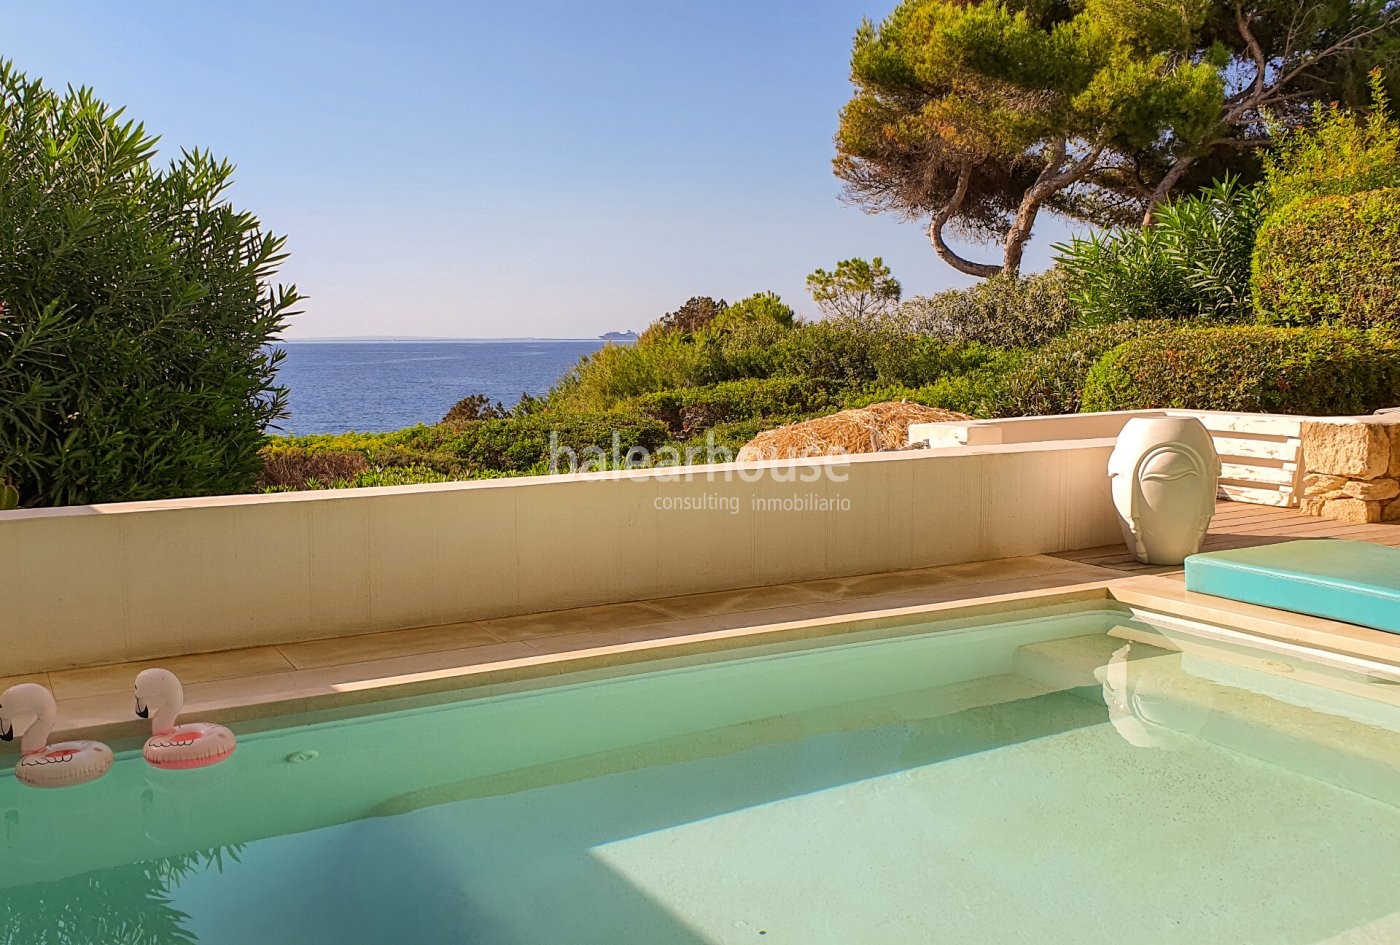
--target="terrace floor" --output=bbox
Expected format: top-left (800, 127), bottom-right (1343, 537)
top-left (5, 500), bottom-right (1397, 747)
top-left (1055, 498), bottom-right (1400, 574)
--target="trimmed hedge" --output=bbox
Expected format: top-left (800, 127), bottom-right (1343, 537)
top-left (1081, 326), bottom-right (1400, 414)
top-left (1252, 188), bottom-right (1400, 330)
top-left (990, 321), bottom-right (1171, 417)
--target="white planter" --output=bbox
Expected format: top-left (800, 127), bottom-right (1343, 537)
top-left (1108, 417), bottom-right (1221, 565)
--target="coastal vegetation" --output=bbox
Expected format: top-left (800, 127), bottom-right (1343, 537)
top-left (0, 62), bottom-right (297, 507)
top-left (264, 72), bottom-right (1400, 491)
top-left (1, 8), bottom-right (1398, 506)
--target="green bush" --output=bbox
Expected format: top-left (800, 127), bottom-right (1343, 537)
top-left (445, 411), bottom-right (669, 472)
top-left (548, 334), bottom-right (726, 411)
top-left (549, 291), bottom-right (803, 412)
top-left (1251, 188), bottom-right (1400, 331)
top-left (991, 321), bottom-right (1171, 417)
top-left (641, 296), bottom-right (728, 340)
top-left (1260, 71), bottom-right (1400, 211)
top-left (767, 320), bottom-right (999, 390)
top-left (1082, 326), bottom-right (1400, 414)
top-left (547, 286), bottom-right (1007, 419)
top-left (259, 463), bottom-right (469, 493)
top-left (273, 411), bottom-right (670, 476)
top-left (442, 393), bottom-right (508, 425)
top-left (1055, 178), bottom-right (1264, 325)
top-left (702, 418), bottom-right (775, 454)
top-left (627, 377), bottom-right (836, 439)
top-left (899, 272), bottom-right (1076, 348)
top-left (846, 350), bottom-right (1021, 417)
top-left (0, 62), bottom-right (299, 507)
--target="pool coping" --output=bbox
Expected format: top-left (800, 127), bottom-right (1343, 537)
top-left (6, 558), bottom-right (1400, 753)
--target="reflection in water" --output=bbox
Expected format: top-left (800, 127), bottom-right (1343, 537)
top-left (1100, 640), bottom-right (1219, 750)
top-left (1102, 643), bottom-right (1162, 748)
top-left (0, 846), bottom-right (243, 945)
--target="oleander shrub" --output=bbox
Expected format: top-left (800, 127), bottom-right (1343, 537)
top-left (1055, 178), bottom-right (1264, 326)
top-left (1251, 188), bottom-right (1400, 331)
top-left (1081, 327), bottom-right (1400, 414)
top-left (900, 271), bottom-right (1076, 348)
top-left (0, 62), bottom-right (299, 507)
top-left (991, 321), bottom-right (1172, 417)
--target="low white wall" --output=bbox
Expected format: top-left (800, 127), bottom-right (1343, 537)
top-left (911, 410), bottom-right (1169, 448)
top-left (913, 409), bottom-right (1328, 509)
top-left (910, 408), bottom-right (1328, 450)
top-left (0, 440), bottom-right (1122, 673)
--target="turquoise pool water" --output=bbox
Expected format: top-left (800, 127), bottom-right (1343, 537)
top-left (3, 606), bottom-right (1398, 944)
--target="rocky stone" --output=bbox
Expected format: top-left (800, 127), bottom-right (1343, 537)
top-left (1321, 497), bottom-right (1383, 524)
top-left (1384, 497), bottom-right (1400, 522)
top-left (1299, 496), bottom-right (1328, 517)
top-left (1302, 420), bottom-right (1392, 479)
top-left (1302, 473), bottom-right (1349, 496)
top-left (1391, 427), bottom-right (1400, 479)
top-left (1342, 477), bottom-right (1400, 501)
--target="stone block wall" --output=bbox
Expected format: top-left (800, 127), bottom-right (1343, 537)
top-left (1300, 417), bottom-right (1400, 523)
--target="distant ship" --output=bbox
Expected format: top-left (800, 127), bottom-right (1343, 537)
top-left (599, 330), bottom-right (639, 342)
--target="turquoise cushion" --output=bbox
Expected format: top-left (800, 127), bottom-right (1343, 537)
top-left (1184, 540), bottom-right (1400, 635)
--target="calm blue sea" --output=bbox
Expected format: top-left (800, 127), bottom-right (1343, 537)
top-left (272, 340), bottom-right (609, 436)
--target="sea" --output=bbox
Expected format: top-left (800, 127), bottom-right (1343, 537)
top-left (271, 340), bottom-right (611, 436)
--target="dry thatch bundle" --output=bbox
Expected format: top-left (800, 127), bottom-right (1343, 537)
top-left (736, 402), bottom-right (971, 461)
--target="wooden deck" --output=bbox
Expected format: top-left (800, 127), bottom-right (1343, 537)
top-left (1054, 498), bottom-right (1400, 574)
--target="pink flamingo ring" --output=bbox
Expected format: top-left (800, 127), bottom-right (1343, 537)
top-left (134, 669), bottom-right (237, 770)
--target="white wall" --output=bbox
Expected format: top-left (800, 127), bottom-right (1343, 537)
top-left (0, 441), bottom-right (1121, 673)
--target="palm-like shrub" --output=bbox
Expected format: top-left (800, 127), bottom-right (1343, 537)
top-left (0, 62), bottom-right (299, 507)
top-left (1056, 178), bottom-right (1264, 326)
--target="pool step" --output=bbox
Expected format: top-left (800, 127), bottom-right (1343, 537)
top-left (1013, 632), bottom-right (1176, 698)
top-left (1093, 654), bottom-right (1400, 807)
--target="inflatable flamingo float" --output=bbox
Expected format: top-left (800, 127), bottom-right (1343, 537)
top-left (134, 669), bottom-right (237, 770)
top-left (0, 683), bottom-right (114, 788)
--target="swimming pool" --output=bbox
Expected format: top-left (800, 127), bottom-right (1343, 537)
top-left (3, 604), bottom-right (1398, 944)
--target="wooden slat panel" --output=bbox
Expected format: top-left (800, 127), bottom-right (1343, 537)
top-left (1218, 484), bottom-right (1293, 506)
top-left (1213, 436), bottom-right (1301, 461)
top-left (1194, 414), bottom-right (1304, 437)
top-left (1220, 462), bottom-right (1297, 485)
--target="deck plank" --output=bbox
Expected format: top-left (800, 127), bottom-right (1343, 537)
top-left (1052, 499), bottom-right (1400, 573)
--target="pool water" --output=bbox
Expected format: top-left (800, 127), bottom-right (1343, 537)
top-left (3, 607), bottom-right (1398, 944)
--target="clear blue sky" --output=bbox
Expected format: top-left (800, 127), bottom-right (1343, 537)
top-left (4, 1), bottom-right (1074, 338)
